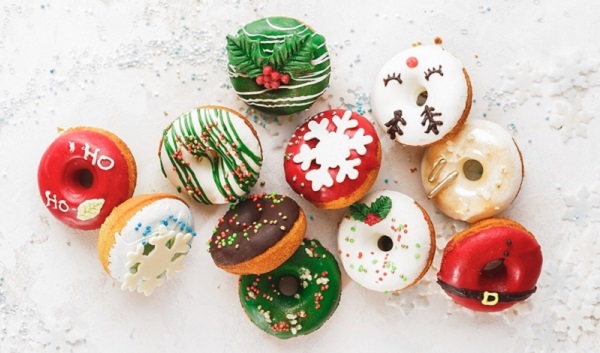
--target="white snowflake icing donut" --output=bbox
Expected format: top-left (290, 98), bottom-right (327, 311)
top-left (284, 109), bottom-right (381, 209)
top-left (337, 190), bottom-right (435, 292)
top-left (98, 193), bottom-right (196, 296)
top-left (421, 119), bottom-right (524, 223)
top-left (372, 45), bottom-right (472, 146)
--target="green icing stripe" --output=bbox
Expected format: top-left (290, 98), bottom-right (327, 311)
top-left (160, 107), bottom-right (262, 204)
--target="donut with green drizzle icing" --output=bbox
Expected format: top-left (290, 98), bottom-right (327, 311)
top-left (226, 17), bottom-right (331, 116)
top-left (159, 106), bottom-right (263, 205)
top-left (239, 238), bottom-right (341, 339)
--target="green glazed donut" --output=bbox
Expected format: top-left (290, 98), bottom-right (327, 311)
top-left (239, 238), bottom-right (341, 339)
top-left (226, 17), bottom-right (331, 116)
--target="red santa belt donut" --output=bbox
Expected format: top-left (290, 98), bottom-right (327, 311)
top-left (437, 218), bottom-right (542, 312)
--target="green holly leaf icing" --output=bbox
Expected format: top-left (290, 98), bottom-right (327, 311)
top-left (371, 196), bottom-right (392, 219)
top-left (227, 31), bottom-right (316, 79)
top-left (226, 34), bottom-right (265, 78)
top-left (269, 34), bottom-right (315, 74)
top-left (349, 202), bottom-right (369, 221)
top-left (76, 198), bottom-right (105, 221)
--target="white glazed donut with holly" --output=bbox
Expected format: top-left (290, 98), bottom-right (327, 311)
top-left (337, 190), bottom-right (436, 292)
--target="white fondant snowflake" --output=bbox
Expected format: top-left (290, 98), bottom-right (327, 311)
top-left (500, 60), bottom-right (544, 105)
top-left (292, 110), bottom-right (373, 191)
top-left (123, 225), bottom-right (193, 296)
top-left (562, 186), bottom-right (600, 230)
top-left (550, 97), bottom-right (594, 142)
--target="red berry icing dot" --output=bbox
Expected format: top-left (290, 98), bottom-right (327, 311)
top-left (406, 56), bottom-right (418, 68)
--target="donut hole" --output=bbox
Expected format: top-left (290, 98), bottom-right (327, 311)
top-left (377, 235), bottom-right (394, 252)
top-left (278, 275), bottom-right (300, 297)
top-left (480, 259), bottom-right (508, 285)
top-left (416, 90), bottom-right (428, 106)
top-left (463, 159), bottom-right (484, 181)
top-left (76, 169), bottom-right (94, 189)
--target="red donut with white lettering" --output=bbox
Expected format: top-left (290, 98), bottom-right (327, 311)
top-left (37, 127), bottom-right (137, 230)
top-left (437, 218), bottom-right (543, 312)
top-left (284, 109), bottom-right (381, 209)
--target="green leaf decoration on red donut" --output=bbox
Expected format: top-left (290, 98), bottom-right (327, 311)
top-left (226, 32), bottom-right (315, 79)
top-left (349, 195), bottom-right (392, 225)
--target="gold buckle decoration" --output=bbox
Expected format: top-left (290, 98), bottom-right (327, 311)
top-left (481, 291), bottom-right (499, 306)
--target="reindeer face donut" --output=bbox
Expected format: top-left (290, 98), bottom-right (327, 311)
top-left (421, 119), bottom-right (524, 223)
top-left (372, 45), bottom-right (472, 146)
top-left (337, 190), bottom-right (435, 292)
top-left (437, 218), bottom-right (543, 312)
top-left (37, 127), bottom-right (137, 230)
top-left (284, 109), bottom-right (381, 209)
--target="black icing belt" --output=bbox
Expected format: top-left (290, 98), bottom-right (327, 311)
top-left (437, 279), bottom-right (537, 306)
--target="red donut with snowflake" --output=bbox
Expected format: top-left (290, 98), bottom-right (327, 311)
top-left (284, 109), bottom-right (381, 209)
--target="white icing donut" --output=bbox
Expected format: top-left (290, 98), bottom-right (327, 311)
top-left (107, 197), bottom-right (195, 296)
top-left (371, 45), bottom-right (472, 146)
top-left (159, 106), bottom-right (263, 205)
top-left (337, 190), bottom-right (435, 292)
top-left (420, 119), bottom-right (524, 223)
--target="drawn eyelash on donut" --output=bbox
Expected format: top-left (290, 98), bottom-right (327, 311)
top-left (383, 72), bottom-right (402, 86)
top-left (424, 65), bottom-right (444, 81)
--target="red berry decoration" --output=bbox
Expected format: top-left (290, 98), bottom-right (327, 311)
top-left (255, 66), bottom-right (290, 90)
top-left (262, 65), bottom-right (273, 76)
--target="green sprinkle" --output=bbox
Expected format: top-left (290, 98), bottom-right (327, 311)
top-left (350, 226), bottom-right (356, 232)
top-left (415, 253), bottom-right (421, 259)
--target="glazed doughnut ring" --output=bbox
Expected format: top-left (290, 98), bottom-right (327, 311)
top-left (239, 238), bottom-right (341, 339)
top-left (337, 190), bottom-right (435, 292)
top-left (437, 218), bottom-right (543, 312)
top-left (159, 105), bottom-right (263, 205)
top-left (372, 45), bottom-right (472, 147)
top-left (421, 119), bottom-right (524, 223)
top-left (37, 127), bottom-right (137, 230)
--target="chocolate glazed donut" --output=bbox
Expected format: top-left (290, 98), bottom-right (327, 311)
top-left (209, 193), bottom-right (306, 275)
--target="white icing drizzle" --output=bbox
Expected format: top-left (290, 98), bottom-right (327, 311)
top-left (372, 45), bottom-right (470, 146)
top-left (107, 198), bottom-right (195, 295)
top-left (420, 119), bottom-right (524, 222)
top-left (337, 190), bottom-right (434, 292)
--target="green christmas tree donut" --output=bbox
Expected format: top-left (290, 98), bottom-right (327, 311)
top-left (226, 17), bottom-right (331, 116)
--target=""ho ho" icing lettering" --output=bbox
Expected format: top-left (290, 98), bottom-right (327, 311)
top-left (82, 143), bottom-right (115, 170)
top-left (45, 190), bottom-right (69, 213)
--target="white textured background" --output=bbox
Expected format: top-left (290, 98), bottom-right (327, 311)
top-left (1, 1), bottom-right (599, 352)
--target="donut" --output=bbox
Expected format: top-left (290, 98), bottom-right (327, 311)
top-left (159, 105), bottom-right (263, 205)
top-left (98, 193), bottom-right (196, 296)
top-left (371, 45), bottom-right (472, 146)
top-left (239, 238), bottom-right (341, 339)
top-left (209, 193), bottom-right (306, 275)
top-left (420, 119), bottom-right (524, 222)
top-left (337, 190), bottom-right (435, 292)
top-left (226, 17), bottom-right (331, 116)
top-left (37, 127), bottom-right (137, 230)
top-left (437, 218), bottom-right (542, 312)
top-left (284, 109), bottom-right (381, 209)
